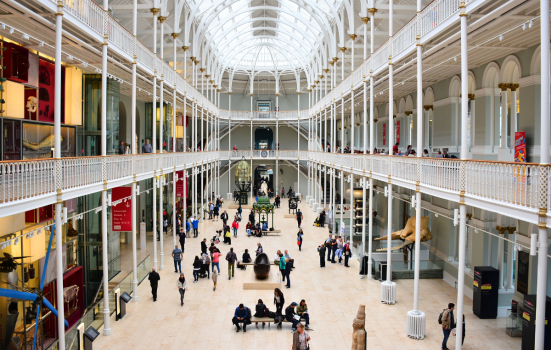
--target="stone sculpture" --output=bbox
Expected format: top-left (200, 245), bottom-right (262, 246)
top-left (351, 305), bottom-right (366, 350)
top-left (253, 253), bottom-right (271, 279)
top-left (375, 216), bottom-right (432, 251)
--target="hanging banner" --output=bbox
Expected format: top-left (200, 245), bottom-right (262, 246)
top-left (176, 171), bottom-right (185, 197)
top-left (396, 120), bottom-right (401, 144)
top-left (514, 131), bottom-right (526, 163)
top-left (383, 123), bottom-right (386, 146)
top-left (112, 186), bottom-right (132, 231)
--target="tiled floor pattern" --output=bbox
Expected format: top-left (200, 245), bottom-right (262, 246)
top-left (96, 198), bottom-right (520, 350)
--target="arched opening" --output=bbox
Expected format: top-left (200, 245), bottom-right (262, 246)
top-left (253, 164), bottom-right (273, 196)
top-left (255, 126), bottom-right (273, 150)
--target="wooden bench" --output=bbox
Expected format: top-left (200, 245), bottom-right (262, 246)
top-left (262, 230), bottom-right (281, 236)
top-left (250, 316), bottom-right (306, 329)
top-left (240, 262), bottom-right (279, 266)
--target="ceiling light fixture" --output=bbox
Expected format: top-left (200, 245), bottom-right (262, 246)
top-left (529, 20), bottom-right (533, 28)
top-left (22, 33), bottom-right (29, 40)
top-left (499, 34), bottom-right (503, 41)
top-left (8, 27), bottom-right (14, 34)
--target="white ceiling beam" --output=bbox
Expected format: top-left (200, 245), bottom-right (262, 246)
top-left (111, 4), bottom-right (152, 10)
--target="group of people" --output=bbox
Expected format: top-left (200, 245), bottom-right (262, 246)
top-left (233, 290), bottom-right (312, 340)
top-left (317, 234), bottom-right (351, 268)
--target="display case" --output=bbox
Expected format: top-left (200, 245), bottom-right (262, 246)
top-left (22, 121), bottom-right (76, 159)
top-left (506, 308), bottom-right (522, 337)
top-left (2, 118), bottom-right (21, 160)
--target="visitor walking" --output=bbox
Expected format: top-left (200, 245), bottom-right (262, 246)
top-left (441, 303), bottom-right (455, 350)
top-left (317, 242), bottom-right (326, 268)
top-left (274, 288), bottom-right (285, 316)
top-left (192, 216), bottom-right (199, 237)
top-left (212, 248), bottom-right (221, 274)
top-left (221, 210), bottom-right (229, 226)
top-left (176, 273), bottom-right (188, 306)
top-left (296, 209), bottom-right (303, 228)
top-left (172, 244), bottom-right (183, 273)
top-left (201, 238), bottom-right (208, 255)
top-left (292, 323), bottom-right (310, 349)
top-left (192, 256), bottom-right (201, 282)
top-left (202, 252), bottom-right (211, 279)
top-left (343, 241), bottom-right (351, 267)
top-left (297, 229), bottom-right (303, 251)
top-left (212, 268), bottom-right (218, 291)
top-left (226, 247), bottom-right (237, 280)
top-left (148, 267), bottom-right (160, 301)
top-left (232, 219), bottom-right (239, 237)
top-left (256, 242), bottom-right (263, 256)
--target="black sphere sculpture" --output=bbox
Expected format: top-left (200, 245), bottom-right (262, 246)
top-left (254, 253), bottom-right (271, 279)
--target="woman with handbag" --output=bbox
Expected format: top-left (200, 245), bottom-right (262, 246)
top-left (292, 323), bottom-right (310, 350)
top-left (273, 288), bottom-right (285, 320)
top-left (297, 229), bottom-right (304, 251)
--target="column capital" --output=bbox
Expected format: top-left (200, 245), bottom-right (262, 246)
top-left (150, 8), bottom-right (160, 15)
top-left (158, 16), bottom-right (167, 23)
top-left (340, 47), bottom-right (347, 53)
top-left (205, 75), bottom-right (210, 79)
top-left (324, 68), bottom-right (329, 73)
top-left (495, 226), bottom-right (508, 234)
top-left (404, 111), bottom-right (413, 116)
top-left (368, 8), bottom-right (378, 16)
top-left (171, 33), bottom-right (179, 39)
top-left (199, 68), bottom-right (205, 73)
top-left (361, 17), bottom-right (370, 24)
top-left (498, 83), bottom-right (510, 91)
top-left (182, 46), bottom-right (189, 51)
top-left (423, 105), bottom-right (433, 111)
top-left (349, 34), bottom-right (357, 40)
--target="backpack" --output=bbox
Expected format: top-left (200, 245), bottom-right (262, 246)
top-left (204, 255), bottom-right (211, 264)
top-left (438, 309), bottom-right (446, 324)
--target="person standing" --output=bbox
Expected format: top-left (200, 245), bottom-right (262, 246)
top-left (142, 139), bottom-right (152, 153)
top-left (213, 204), bottom-right (219, 221)
top-left (249, 210), bottom-right (255, 226)
top-left (441, 303), bottom-right (455, 350)
top-left (256, 243), bottom-right (263, 256)
top-left (172, 244), bottom-right (183, 273)
top-left (296, 209), bottom-right (303, 228)
top-left (163, 217), bottom-right (168, 235)
top-left (192, 256), bottom-right (201, 282)
top-left (284, 257), bottom-right (292, 288)
top-left (118, 141), bottom-right (125, 155)
top-left (176, 273), bottom-right (188, 306)
top-left (238, 204), bottom-right (242, 219)
top-left (212, 268), bottom-right (218, 291)
top-left (292, 323), bottom-right (310, 350)
top-left (148, 267), bottom-right (160, 301)
top-left (281, 187), bottom-right (285, 198)
top-left (226, 247), bottom-right (237, 280)
top-left (201, 238), bottom-right (208, 255)
top-left (186, 219), bottom-right (191, 238)
top-left (278, 252), bottom-right (287, 282)
top-left (325, 234), bottom-right (333, 261)
top-left (221, 210), bottom-right (229, 226)
top-left (331, 235), bottom-right (338, 263)
top-left (212, 248), bottom-right (221, 274)
top-left (192, 216), bottom-right (199, 237)
top-left (319, 209), bottom-right (326, 228)
top-left (202, 252), bottom-right (211, 279)
top-left (317, 243), bottom-right (326, 268)
top-left (337, 237), bottom-right (344, 264)
top-left (297, 229), bottom-right (303, 251)
top-left (274, 288), bottom-right (285, 317)
top-left (343, 241), bottom-right (351, 267)
top-left (179, 230), bottom-right (186, 256)
top-left (231, 219), bottom-right (239, 237)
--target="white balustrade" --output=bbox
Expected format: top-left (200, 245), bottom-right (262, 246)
top-left (106, 155), bottom-right (133, 181)
top-left (106, 15), bottom-right (134, 57)
top-left (59, 0), bottom-right (103, 35)
top-left (0, 160), bottom-right (56, 204)
top-left (392, 156), bottom-right (418, 183)
top-left (62, 157), bottom-right (102, 189)
top-left (420, 158), bottom-right (461, 192)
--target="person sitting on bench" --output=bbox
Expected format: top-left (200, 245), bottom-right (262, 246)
top-left (296, 299), bottom-right (310, 330)
top-left (232, 303), bottom-right (250, 332)
top-left (285, 302), bottom-right (300, 332)
top-left (255, 224), bottom-right (262, 237)
top-left (262, 222), bottom-right (268, 232)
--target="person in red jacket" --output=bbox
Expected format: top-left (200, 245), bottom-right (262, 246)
top-left (231, 219), bottom-right (239, 238)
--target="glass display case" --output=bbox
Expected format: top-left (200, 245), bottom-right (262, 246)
top-left (506, 308), bottom-right (522, 337)
top-left (2, 118), bottom-right (21, 160)
top-left (22, 121), bottom-right (76, 159)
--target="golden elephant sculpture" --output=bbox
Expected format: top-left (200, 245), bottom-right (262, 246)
top-left (374, 216), bottom-right (432, 251)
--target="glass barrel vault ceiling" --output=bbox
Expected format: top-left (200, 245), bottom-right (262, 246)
top-left (190, 0), bottom-right (344, 73)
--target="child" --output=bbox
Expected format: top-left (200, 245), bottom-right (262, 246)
top-left (212, 268), bottom-right (218, 291)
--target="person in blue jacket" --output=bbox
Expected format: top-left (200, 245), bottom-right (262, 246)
top-left (186, 220), bottom-right (191, 238)
top-left (192, 216), bottom-right (199, 238)
top-left (232, 303), bottom-right (250, 332)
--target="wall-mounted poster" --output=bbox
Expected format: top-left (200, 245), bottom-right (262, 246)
top-left (517, 250), bottom-right (529, 295)
top-left (383, 123), bottom-right (386, 146)
top-left (514, 131), bottom-right (526, 162)
top-left (38, 58), bottom-right (65, 123)
top-left (396, 120), bottom-right (400, 144)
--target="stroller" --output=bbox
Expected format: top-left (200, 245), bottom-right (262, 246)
top-left (313, 216), bottom-right (321, 227)
top-left (211, 230), bottom-right (222, 244)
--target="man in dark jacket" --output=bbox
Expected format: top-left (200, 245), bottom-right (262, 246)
top-left (249, 211), bottom-right (255, 226)
top-left (232, 303), bottom-right (250, 332)
top-left (221, 211), bottom-right (229, 226)
top-left (148, 267), bottom-right (161, 301)
top-left (201, 238), bottom-right (208, 255)
top-left (285, 302), bottom-right (300, 332)
top-left (226, 247), bottom-right (238, 280)
top-left (318, 243), bottom-right (326, 268)
top-left (320, 209), bottom-right (326, 227)
top-left (118, 141), bottom-right (125, 155)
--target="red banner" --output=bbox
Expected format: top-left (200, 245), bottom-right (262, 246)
top-left (383, 123), bottom-right (386, 146)
top-left (176, 171), bottom-right (184, 197)
top-left (396, 121), bottom-right (400, 144)
top-left (514, 131), bottom-right (526, 163)
top-left (112, 187), bottom-right (132, 231)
